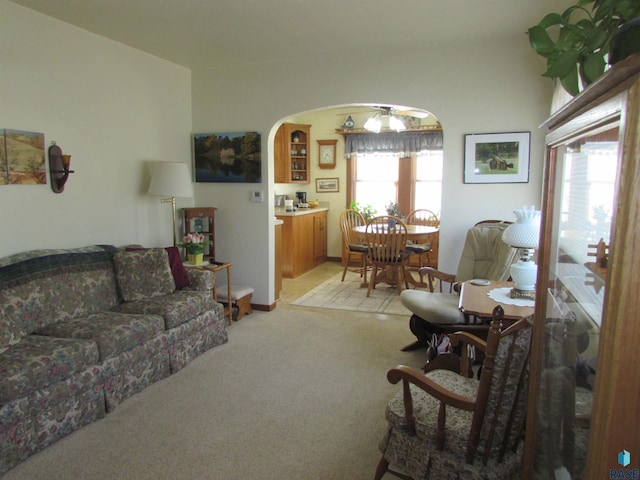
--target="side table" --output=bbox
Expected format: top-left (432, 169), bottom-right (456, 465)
top-left (459, 280), bottom-right (535, 321)
top-left (185, 261), bottom-right (233, 325)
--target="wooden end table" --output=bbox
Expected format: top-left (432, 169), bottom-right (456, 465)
top-left (459, 280), bottom-right (535, 321)
top-left (186, 261), bottom-right (233, 325)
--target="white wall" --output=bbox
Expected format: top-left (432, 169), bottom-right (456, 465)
top-left (192, 40), bottom-right (553, 305)
top-left (0, 1), bottom-right (192, 256)
top-left (2, 1), bottom-right (555, 307)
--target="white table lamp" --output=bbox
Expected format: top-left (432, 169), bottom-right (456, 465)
top-left (148, 162), bottom-right (194, 245)
top-left (502, 206), bottom-right (541, 299)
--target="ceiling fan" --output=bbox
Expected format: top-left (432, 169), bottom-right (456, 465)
top-left (337, 106), bottom-right (430, 119)
top-left (338, 106), bottom-right (430, 132)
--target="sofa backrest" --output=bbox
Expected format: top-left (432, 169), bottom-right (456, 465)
top-left (0, 245), bottom-right (120, 347)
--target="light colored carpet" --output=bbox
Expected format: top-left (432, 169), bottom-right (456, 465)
top-left (4, 279), bottom-right (424, 479)
top-left (291, 271), bottom-right (413, 317)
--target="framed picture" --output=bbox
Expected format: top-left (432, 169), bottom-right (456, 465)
top-left (317, 139), bottom-right (337, 169)
top-left (464, 132), bottom-right (531, 184)
top-left (316, 177), bottom-right (339, 193)
top-left (193, 131), bottom-right (261, 183)
top-left (0, 129), bottom-right (46, 186)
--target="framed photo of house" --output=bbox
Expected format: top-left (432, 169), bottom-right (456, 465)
top-left (315, 177), bottom-right (339, 193)
top-left (463, 131), bottom-right (530, 184)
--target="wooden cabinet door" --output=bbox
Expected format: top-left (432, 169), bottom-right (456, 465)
top-left (274, 125), bottom-right (286, 184)
top-left (313, 211), bottom-right (327, 260)
top-left (274, 222), bottom-right (283, 300)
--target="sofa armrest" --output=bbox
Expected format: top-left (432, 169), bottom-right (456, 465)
top-left (184, 269), bottom-right (214, 291)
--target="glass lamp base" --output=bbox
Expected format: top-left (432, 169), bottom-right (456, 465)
top-left (510, 288), bottom-right (536, 300)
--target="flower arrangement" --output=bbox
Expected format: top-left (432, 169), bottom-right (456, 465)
top-left (385, 201), bottom-right (400, 216)
top-left (178, 233), bottom-right (210, 254)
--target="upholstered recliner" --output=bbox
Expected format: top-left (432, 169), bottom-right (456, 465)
top-left (400, 221), bottom-right (517, 350)
top-left (374, 306), bottom-right (533, 480)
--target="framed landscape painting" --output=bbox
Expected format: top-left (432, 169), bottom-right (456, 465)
top-left (193, 131), bottom-right (262, 183)
top-left (316, 177), bottom-right (339, 193)
top-left (0, 129), bottom-right (46, 185)
top-left (463, 131), bottom-right (530, 184)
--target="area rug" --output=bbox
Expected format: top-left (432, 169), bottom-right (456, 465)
top-left (291, 271), bottom-right (413, 316)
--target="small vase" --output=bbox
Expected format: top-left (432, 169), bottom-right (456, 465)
top-left (188, 253), bottom-right (204, 265)
top-left (388, 218), bottom-right (397, 229)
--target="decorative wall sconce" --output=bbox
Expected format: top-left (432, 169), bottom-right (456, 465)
top-left (48, 141), bottom-right (74, 193)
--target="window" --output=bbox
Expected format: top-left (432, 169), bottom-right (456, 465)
top-left (350, 150), bottom-right (443, 216)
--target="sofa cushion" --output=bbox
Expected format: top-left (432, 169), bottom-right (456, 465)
top-left (0, 335), bottom-right (100, 404)
top-left (36, 312), bottom-right (165, 361)
top-left (0, 245), bottom-right (120, 335)
top-left (165, 247), bottom-right (190, 289)
top-left (113, 249), bottom-right (175, 302)
top-left (126, 246), bottom-right (189, 289)
top-left (112, 290), bottom-right (216, 329)
top-left (0, 315), bottom-right (24, 353)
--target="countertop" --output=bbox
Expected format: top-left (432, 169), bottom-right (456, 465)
top-left (275, 206), bottom-right (329, 217)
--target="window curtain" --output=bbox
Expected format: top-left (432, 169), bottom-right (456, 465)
top-left (343, 131), bottom-right (443, 158)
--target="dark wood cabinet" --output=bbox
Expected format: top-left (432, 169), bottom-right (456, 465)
top-left (182, 207), bottom-right (216, 262)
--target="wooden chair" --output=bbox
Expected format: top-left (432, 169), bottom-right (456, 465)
top-left (400, 220), bottom-right (516, 350)
top-left (365, 216), bottom-right (411, 297)
top-left (374, 306), bottom-right (533, 480)
top-left (339, 208), bottom-right (369, 283)
top-left (405, 209), bottom-right (440, 272)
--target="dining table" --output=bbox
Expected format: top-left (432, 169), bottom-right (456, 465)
top-left (352, 224), bottom-right (439, 289)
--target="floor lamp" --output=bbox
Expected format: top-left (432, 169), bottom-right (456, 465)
top-left (148, 162), bottom-right (194, 246)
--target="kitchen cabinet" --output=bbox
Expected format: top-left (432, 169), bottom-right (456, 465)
top-left (313, 213), bottom-right (327, 260)
top-left (276, 209), bottom-right (328, 278)
top-left (274, 123), bottom-right (311, 184)
top-left (522, 55), bottom-right (640, 479)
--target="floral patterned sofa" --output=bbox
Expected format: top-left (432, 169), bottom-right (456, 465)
top-left (0, 245), bottom-right (228, 474)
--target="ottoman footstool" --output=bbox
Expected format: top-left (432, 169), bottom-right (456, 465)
top-left (216, 285), bottom-right (254, 321)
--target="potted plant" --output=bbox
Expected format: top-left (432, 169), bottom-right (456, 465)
top-left (527, 0), bottom-right (640, 96)
top-left (178, 233), bottom-right (211, 265)
top-left (349, 201), bottom-right (377, 222)
top-left (385, 201), bottom-right (400, 216)
top-left (386, 201), bottom-right (401, 228)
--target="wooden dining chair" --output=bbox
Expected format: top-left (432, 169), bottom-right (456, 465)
top-left (339, 208), bottom-right (369, 283)
top-left (364, 215), bottom-right (411, 297)
top-left (405, 209), bottom-right (440, 271)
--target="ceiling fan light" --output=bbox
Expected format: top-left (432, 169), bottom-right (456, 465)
top-left (364, 115), bottom-right (382, 133)
top-left (389, 115), bottom-right (406, 132)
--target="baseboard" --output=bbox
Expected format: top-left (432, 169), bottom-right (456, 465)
top-left (252, 302), bottom-right (277, 312)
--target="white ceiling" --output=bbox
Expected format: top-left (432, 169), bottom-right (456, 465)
top-left (10, 0), bottom-right (574, 69)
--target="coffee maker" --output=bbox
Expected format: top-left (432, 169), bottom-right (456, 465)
top-left (295, 191), bottom-right (307, 206)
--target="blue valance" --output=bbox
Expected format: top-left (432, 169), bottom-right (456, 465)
top-left (344, 131), bottom-right (443, 158)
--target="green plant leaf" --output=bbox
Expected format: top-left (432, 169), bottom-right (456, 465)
top-left (528, 26), bottom-right (557, 56)
top-left (560, 67), bottom-right (581, 96)
top-left (544, 50), bottom-right (580, 78)
top-left (538, 12), bottom-right (565, 29)
top-left (585, 28), bottom-right (608, 51)
top-left (581, 53), bottom-right (606, 84)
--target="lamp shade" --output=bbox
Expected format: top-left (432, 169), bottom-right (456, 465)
top-left (148, 162), bottom-right (194, 198)
top-left (363, 115), bottom-right (382, 133)
top-left (502, 207), bottom-right (541, 248)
